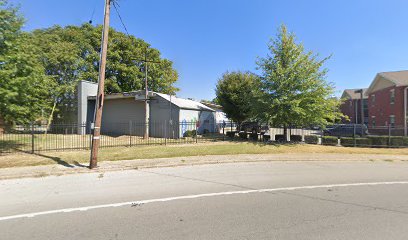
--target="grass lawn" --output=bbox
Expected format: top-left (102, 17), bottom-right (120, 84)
top-left (1, 142), bottom-right (408, 168)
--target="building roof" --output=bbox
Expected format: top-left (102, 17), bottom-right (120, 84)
top-left (341, 88), bottom-right (368, 100)
top-left (200, 101), bottom-right (223, 111)
top-left (379, 70), bottom-right (408, 86)
top-left (156, 93), bottom-right (214, 112)
top-left (366, 70), bottom-right (408, 94)
top-left (87, 89), bottom-right (215, 112)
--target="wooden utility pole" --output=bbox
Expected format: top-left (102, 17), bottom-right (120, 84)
top-left (90, 0), bottom-right (111, 169)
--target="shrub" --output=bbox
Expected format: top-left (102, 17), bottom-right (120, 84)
top-left (250, 132), bottom-right (258, 141)
top-left (183, 130), bottom-right (197, 138)
top-left (390, 137), bottom-right (406, 147)
top-left (304, 135), bottom-right (318, 144)
top-left (290, 135), bottom-right (302, 142)
top-left (367, 136), bottom-right (389, 147)
top-left (239, 132), bottom-right (248, 139)
top-left (226, 131), bottom-right (236, 138)
top-left (322, 136), bottom-right (338, 146)
top-left (341, 137), bottom-right (371, 147)
top-left (340, 137), bottom-right (354, 147)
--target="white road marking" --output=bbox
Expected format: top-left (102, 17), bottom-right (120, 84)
top-left (1, 181), bottom-right (407, 222)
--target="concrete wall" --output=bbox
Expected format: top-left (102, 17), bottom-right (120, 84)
top-left (77, 81), bottom-right (98, 134)
top-left (100, 98), bottom-right (146, 136)
top-left (149, 95), bottom-right (179, 138)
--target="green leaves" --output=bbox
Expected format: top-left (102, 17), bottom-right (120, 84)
top-left (215, 71), bottom-right (260, 124)
top-left (256, 24), bottom-right (342, 127)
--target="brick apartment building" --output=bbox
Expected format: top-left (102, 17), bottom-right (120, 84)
top-left (340, 88), bottom-right (368, 124)
top-left (365, 70), bottom-right (408, 134)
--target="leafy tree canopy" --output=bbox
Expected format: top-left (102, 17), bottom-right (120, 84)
top-left (0, 0), bottom-right (53, 124)
top-left (30, 24), bottom-right (179, 122)
top-left (215, 71), bottom-right (260, 124)
top-left (256, 24), bottom-right (342, 129)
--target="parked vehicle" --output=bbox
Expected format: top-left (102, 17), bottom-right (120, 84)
top-left (323, 124), bottom-right (368, 137)
top-left (239, 122), bottom-right (269, 134)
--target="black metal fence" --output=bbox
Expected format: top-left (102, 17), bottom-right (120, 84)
top-left (1, 122), bottom-right (407, 155)
top-left (0, 121), bottom-right (234, 155)
top-left (320, 125), bottom-right (408, 148)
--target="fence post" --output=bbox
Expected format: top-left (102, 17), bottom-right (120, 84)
top-left (353, 124), bottom-right (356, 147)
top-left (388, 124), bottom-right (392, 147)
top-left (222, 121), bottom-right (225, 141)
top-left (164, 120), bottom-right (167, 146)
top-left (195, 121), bottom-right (198, 144)
top-left (89, 122), bottom-right (93, 150)
top-left (129, 120), bottom-right (132, 147)
top-left (301, 127), bottom-right (305, 142)
top-left (31, 122), bottom-right (35, 154)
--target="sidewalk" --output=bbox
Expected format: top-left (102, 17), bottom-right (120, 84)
top-left (1, 153), bottom-right (408, 180)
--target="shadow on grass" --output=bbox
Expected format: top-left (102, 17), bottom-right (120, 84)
top-left (0, 140), bottom-right (25, 153)
top-left (34, 153), bottom-right (89, 169)
top-left (220, 137), bottom-right (306, 148)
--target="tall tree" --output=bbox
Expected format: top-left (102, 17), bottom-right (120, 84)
top-left (31, 24), bottom-right (179, 122)
top-left (215, 71), bottom-right (260, 127)
top-left (0, 0), bottom-right (52, 124)
top-left (256, 24), bottom-right (342, 140)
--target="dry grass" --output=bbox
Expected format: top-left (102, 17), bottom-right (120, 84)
top-left (1, 142), bottom-right (408, 169)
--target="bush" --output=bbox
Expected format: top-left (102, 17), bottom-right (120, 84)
top-left (341, 137), bottom-right (371, 147)
top-left (367, 136), bottom-right (389, 147)
top-left (290, 135), bottom-right (302, 142)
top-left (340, 137), bottom-right (354, 147)
top-left (304, 135), bottom-right (318, 144)
top-left (239, 132), bottom-right (248, 139)
top-left (226, 131), bottom-right (236, 138)
top-left (183, 130), bottom-right (197, 138)
top-left (322, 136), bottom-right (338, 146)
top-left (250, 132), bottom-right (258, 141)
top-left (389, 136), bottom-right (408, 147)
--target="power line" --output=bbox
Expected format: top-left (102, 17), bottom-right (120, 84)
top-left (112, 1), bottom-right (130, 36)
top-left (88, 0), bottom-right (98, 24)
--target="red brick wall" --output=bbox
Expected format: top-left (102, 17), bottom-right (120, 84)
top-left (340, 99), bottom-right (355, 123)
top-left (368, 86), bottom-right (406, 127)
top-left (340, 99), bottom-right (367, 124)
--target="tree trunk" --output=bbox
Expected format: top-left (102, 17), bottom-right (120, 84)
top-left (0, 115), bottom-right (4, 135)
top-left (45, 100), bottom-right (57, 134)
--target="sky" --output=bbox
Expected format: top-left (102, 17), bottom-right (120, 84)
top-left (11, 0), bottom-right (408, 100)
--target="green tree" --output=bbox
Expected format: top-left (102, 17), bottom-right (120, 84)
top-left (215, 71), bottom-right (260, 127)
top-left (31, 24), bottom-right (179, 123)
top-left (256, 25), bottom-right (342, 140)
top-left (0, 0), bottom-right (53, 124)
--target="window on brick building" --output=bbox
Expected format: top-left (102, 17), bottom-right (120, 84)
top-left (371, 94), bottom-right (375, 104)
top-left (390, 89), bottom-right (395, 104)
top-left (371, 116), bottom-right (376, 127)
top-left (390, 115), bottom-right (395, 128)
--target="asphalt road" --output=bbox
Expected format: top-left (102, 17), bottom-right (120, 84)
top-left (1, 160), bottom-right (408, 239)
